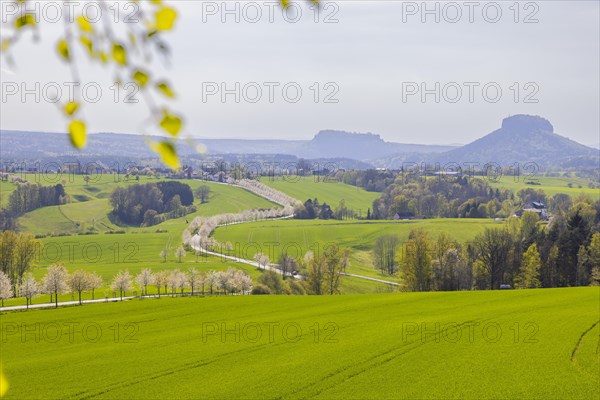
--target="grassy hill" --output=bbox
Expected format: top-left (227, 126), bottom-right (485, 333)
top-left (2, 287), bottom-right (598, 399)
top-left (12, 176), bottom-right (277, 236)
top-left (213, 218), bottom-right (501, 278)
top-left (487, 175), bottom-right (599, 199)
top-left (263, 176), bottom-right (380, 215)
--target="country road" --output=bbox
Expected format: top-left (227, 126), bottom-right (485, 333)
top-left (189, 180), bottom-right (401, 287)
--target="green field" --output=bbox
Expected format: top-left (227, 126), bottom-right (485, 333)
top-left (0, 231), bottom-right (269, 307)
top-left (14, 177), bottom-right (276, 236)
top-left (1, 288), bottom-right (598, 399)
top-left (487, 175), bottom-right (599, 199)
top-left (2, 227), bottom-right (389, 307)
top-left (214, 218), bottom-right (501, 279)
top-left (263, 176), bottom-right (380, 215)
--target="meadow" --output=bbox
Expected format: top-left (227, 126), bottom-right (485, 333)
top-left (263, 176), bottom-right (379, 215)
top-left (12, 176), bottom-right (276, 236)
top-left (213, 218), bottom-right (501, 279)
top-left (1, 287), bottom-right (598, 399)
top-left (487, 174), bottom-right (599, 199)
top-left (2, 228), bottom-right (390, 307)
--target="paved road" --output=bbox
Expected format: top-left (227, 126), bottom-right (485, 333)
top-left (190, 234), bottom-right (400, 286)
top-left (0, 296), bottom-right (136, 312)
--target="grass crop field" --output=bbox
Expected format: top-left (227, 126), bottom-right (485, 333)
top-left (263, 176), bottom-right (380, 215)
top-left (0, 231), bottom-right (261, 307)
top-left (487, 175), bottom-right (599, 199)
top-left (1, 287), bottom-right (598, 399)
top-left (15, 177), bottom-right (276, 236)
top-left (213, 218), bottom-right (501, 279)
top-left (2, 228), bottom-right (387, 307)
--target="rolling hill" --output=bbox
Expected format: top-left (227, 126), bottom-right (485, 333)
top-left (2, 288), bottom-right (598, 399)
top-left (431, 115), bottom-right (598, 166)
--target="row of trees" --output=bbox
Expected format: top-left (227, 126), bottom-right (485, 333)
top-left (110, 181), bottom-right (195, 225)
top-left (379, 202), bottom-right (600, 290)
top-left (367, 173), bottom-right (583, 220)
top-left (295, 198), bottom-right (334, 219)
top-left (233, 179), bottom-right (301, 207)
top-left (7, 182), bottom-right (67, 216)
top-left (373, 176), bottom-right (518, 219)
top-left (0, 265), bottom-right (255, 309)
top-left (184, 204), bottom-right (295, 246)
top-left (253, 245), bottom-right (349, 295)
top-left (0, 265), bottom-right (103, 308)
top-left (132, 267), bottom-right (253, 298)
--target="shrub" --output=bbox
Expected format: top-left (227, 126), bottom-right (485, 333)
top-left (251, 284), bottom-right (272, 295)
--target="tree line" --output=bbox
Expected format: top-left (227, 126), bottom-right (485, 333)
top-left (375, 200), bottom-right (600, 290)
top-left (110, 181), bottom-right (195, 226)
top-left (8, 182), bottom-right (67, 216)
top-left (0, 265), bottom-right (255, 309)
top-left (249, 245), bottom-right (350, 295)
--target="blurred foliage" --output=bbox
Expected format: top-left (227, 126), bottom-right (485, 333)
top-left (0, 0), bottom-right (318, 170)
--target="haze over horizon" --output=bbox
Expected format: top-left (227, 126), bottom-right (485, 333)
top-left (1, 1), bottom-right (599, 146)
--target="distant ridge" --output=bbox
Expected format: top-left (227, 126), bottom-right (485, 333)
top-left (1, 116), bottom-right (596, 169)
top-left (373, 115), bottom-right (599, 168)
top-left (431, 114), bottom-right (598, 166)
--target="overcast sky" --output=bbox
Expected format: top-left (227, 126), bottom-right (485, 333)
top-left (1, 0), bottom-right (599, 146)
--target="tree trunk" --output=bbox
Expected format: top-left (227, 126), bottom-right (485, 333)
top-left (78, 291), bottom-right (82, 305)
top-left (55, 291), bottom-right (58, 308)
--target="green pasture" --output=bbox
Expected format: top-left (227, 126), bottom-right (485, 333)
top-left (1, 287), bottom-right (598, 399)
top-left (213, 218), bottom-right (501, 279)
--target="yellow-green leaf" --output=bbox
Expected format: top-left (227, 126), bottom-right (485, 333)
top-left (133, 70), bottom-right (150, 88)
top-left (76, 16), bottom-right (93, 32)
top-left (280, 0), bottom-right (289, 8)
top-left (112, 43), bottom-right (127, 65)
top-left (156, 81), bottom-right (175, 98)
top-left (79, 36), bottom-right (93, 55)
top-left (15, 14), bottom-right (35, 29)
top-left (1, 39), bottom-right (10, 52)
top-left (64, 102), bottom-right (79, 116)
top-left (155, 7), bottom-right (177, 31)
top-left (68, 120), bottom-right (87, 149)
top-left (0, 363), bottom-right (9, 397)
top-left (57, 40), bottom-right (70, 61)
top-left (152, 141), bottom-right (180, 170)
top-left (98, 51), bottom-right (109, 64)
top-left (159, 110), bottom-right (182, 136)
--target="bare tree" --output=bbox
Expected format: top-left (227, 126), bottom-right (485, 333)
top-left (323, 245), bottom-right (350, 295)
top-left (42, 264), bottom-right (70, 308)
top-left (373, 235), bottom-right (399, 275)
